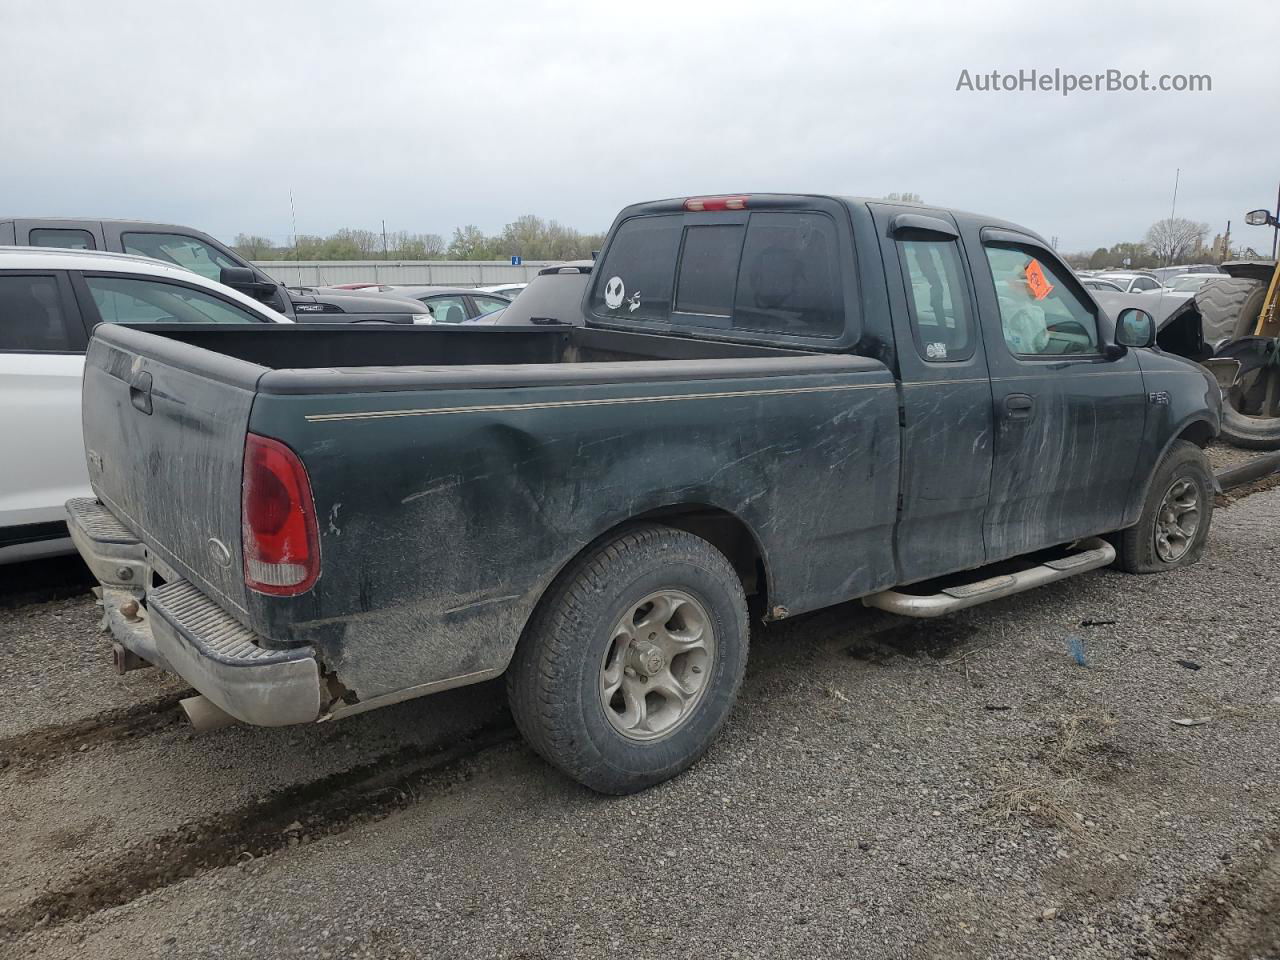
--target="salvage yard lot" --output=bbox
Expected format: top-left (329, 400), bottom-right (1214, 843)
top-left (2, 453), bottom-right (1279, 959)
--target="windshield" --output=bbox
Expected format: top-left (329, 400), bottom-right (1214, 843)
top-left (1170, 276), bottom-right (1210, 291)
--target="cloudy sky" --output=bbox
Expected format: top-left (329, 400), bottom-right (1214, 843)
top-left (4, 0), bottom-right (1278, 253)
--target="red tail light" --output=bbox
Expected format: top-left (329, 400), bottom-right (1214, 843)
top-left (242, 433), bottom-right (319, 595)
top-left (684, 195), bottom-right (749, 212)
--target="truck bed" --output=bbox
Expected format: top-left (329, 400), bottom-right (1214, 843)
top-left (137, 322), bottom-right (822, 389)
top-left (81, 322), bottom-right (898, 713)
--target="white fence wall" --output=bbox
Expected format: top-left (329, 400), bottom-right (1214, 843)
top-left (251, 260), bottom-right (560, 288)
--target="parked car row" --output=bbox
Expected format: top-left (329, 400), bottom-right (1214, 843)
top-left (0, 247), bottom-right (292, 563)
top-left (0, 223), bottom-right (566, 562)
top-left (1, 217), bottom-right (520, 325)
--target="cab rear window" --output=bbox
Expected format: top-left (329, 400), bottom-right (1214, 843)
top-left (592, 210), bottom-right (845, 339)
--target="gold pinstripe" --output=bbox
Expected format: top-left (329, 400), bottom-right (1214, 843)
top-left (304, 381), bottom-right (892, 423)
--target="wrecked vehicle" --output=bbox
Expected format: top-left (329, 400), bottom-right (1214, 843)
top-left (69, 194), bottom-right (1220, 794)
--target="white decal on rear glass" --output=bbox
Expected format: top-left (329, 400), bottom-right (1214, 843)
top-left (604, 276), bottom-right (625, 309)
top-left (628, 290), bottom-right (641, 312)
top-left (925, 342), bottom-right (948, 360)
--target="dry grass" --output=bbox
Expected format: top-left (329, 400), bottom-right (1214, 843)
top-left (982, 713), bottom-right (1123, 843)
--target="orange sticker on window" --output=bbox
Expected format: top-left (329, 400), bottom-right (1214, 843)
top-left (1024, 258), bottom-right (1054, 301)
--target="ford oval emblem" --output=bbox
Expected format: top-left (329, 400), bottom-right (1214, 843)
top-left (208, 538), bottom-right (233, 568)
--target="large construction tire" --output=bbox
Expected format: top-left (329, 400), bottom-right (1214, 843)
top-left (1195, 278), bottom-right (1280, 448)
top-left (1195, 278), bottom-right (1265, 346)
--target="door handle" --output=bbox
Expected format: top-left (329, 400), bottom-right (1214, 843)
top-left (129, 370), bottom-right (153, 415)
top-left (1005, 393), bottom-right (1034, 420)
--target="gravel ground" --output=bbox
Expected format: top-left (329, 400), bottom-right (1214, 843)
top-left (3, 452), bottom-right (1279, 959)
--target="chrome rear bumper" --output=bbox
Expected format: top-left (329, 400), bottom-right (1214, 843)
top-left (65, 498), bottom-right (322, 726)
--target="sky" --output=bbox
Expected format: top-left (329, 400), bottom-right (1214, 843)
top-left (3, 0), bottom-right (1278, 254)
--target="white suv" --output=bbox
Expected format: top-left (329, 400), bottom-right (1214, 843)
top-left (0, 247), bottom-right (290, 564)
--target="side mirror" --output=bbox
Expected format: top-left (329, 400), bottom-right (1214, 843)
top-left (1245, 208), bottom-right (1276, 227)
top-left (219, 266), bottom-right (276, 293)
top-left (1115, 307), bottom-right (1156, 349)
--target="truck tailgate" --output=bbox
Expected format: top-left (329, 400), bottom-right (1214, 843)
top-left (82, 325), bottom-right (265, 621)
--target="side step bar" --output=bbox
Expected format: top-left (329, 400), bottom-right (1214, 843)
top-left (862, 537), bottom-right (1116, 619)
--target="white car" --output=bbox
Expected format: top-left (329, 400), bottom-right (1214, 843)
top-left (1163, 273), bottom-right (1225, 296)
top-left (0, 247), bottom-right (291, 564)
top-left (1095, 272), bottom-right (1163, 294)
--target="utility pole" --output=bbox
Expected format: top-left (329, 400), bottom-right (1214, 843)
top-left (1222, 220), bottom-right (1231, 262)
top-left (1167, 168), bottom-right (1180, 266)
top-left (382, 219), bottom-right (389, 260)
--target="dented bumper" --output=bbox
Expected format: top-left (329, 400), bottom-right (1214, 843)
top-left (65, 498), bottom-right (322, 727)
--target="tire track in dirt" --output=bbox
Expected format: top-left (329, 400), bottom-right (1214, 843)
top-left (1158, 820), bottom-right (1280, 960)
top-left (0, 720), bottom-right (517, 940)
top-left (0, 691), bottom-right (193, 772)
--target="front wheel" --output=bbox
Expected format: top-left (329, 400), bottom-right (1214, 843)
top-left (1115, 440), bottom-right (1213, 574)
top-left (506, 524), bottom-right (749, 794)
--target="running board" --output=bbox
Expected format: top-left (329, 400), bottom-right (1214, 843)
top-left (862, 537), bottom-right (1116, 619)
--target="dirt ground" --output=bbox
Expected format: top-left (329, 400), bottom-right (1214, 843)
top-left (2, 450), bottom-right (1279, 959)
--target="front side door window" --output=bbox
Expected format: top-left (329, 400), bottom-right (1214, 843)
top-left (121, 232), bottom-right (240, 282)
top-left (984, 245), bottom-right (1099, 357)
top-left (83, 275), bottom-right (269, 325)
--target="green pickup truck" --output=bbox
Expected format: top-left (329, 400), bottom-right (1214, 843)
top-left (68, 194), bottom-right (1221, 793)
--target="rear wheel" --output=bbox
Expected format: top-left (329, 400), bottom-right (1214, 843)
top-left (1116, 441), bottom-right (1213, 574)
top-left (507, 524), bottom-right (749, 794)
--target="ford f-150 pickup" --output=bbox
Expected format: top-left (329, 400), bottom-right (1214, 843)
top-left (68, 194), bottom-right (1221, 794)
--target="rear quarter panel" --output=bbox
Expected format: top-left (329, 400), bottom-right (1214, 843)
top-left (248, 367), bottom-right (900, 702)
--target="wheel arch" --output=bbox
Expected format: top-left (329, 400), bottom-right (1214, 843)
top-left (506, 503), bottom-right (773, 671)
top-left (1125, 416), bottom-right (1219, 526)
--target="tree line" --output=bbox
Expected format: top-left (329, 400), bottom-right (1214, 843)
top-left (1064, 217), bottom-right (1266, 270)
top-left (234, 215), bottom-right (606, 262)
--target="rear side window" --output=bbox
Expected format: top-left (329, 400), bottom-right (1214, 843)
top-left (984, 245), bottom-right (1099, 357)
top-left (897, 239), bottom-right (973, 361)
top-left (734, 212), bottom-right (842, 337)
top-left (471, 294), bottom-right (510, 316)
top-left (29, 228), bottom-right (96, 250)
top-left (121, 232), bottom-right (239, 282)
top-left (590, 215), bottom-right (682, 322)
top-left (0, 275), bottom-right (83, 352)
top-left (85, 275), bottom-right (267, 325)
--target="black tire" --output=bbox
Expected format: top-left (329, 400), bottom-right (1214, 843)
top-left (1194, 279), bottom-right (1280, 449)
top-left (1116, 441), bottom-right (1213, 574)
top-left (1195, 278), bottom-right (1264, 347)
top-left (1220, 400), bottom-right (1280, 450)
top-left (506, 524), bottom-right (749, 794)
